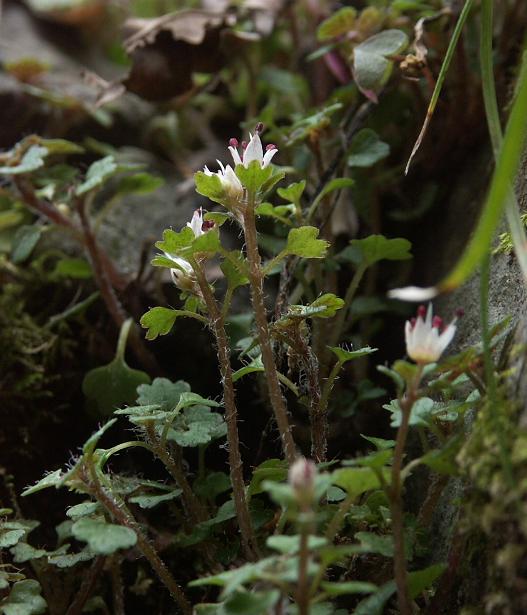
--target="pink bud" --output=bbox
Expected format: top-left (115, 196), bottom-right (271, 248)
top-left (266, 143), bottom-right (277, 151)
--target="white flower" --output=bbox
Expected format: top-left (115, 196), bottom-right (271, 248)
top-left (405, 304), bottom-right (459, 364)
top-left (163, 208), bottom-right (213, 290)
top-left (203, 160), bottom-right (244, 200)
top-left (228, 132), bottom-right (278, 169)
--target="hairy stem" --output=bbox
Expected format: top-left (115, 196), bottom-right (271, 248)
top-left (110, 556), bottom-right (125, 615)
top-left (389, 375), bottom-right (421, 615)
top-left (296, 512), bottom-right (313, 615)
top-left (192, 260), bottom-right (259, 560)
top-left (88, 466), bottom-right (192, 614)
top-left (242, 199), bottom-right (297, 464)
top-left (144, 423), bottom-right (205, 524)
top-left (65, 556), bottom-right (105, 615)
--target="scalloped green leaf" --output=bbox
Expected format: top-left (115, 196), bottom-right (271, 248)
top-left (71, 518), bottom-right (137, 555)
top-left (284, 226), bottom-right (329, 258)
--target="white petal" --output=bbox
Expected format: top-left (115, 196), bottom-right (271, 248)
top-left (229, 146), bottom-right (242, 166)
top-left (217, 159), bottom-right (226, 173)
top-left (203, 166), bottom-right (213, 176)
top-left (262, 147), bottom-right (278, 168)
top-left (242, 132), bottom-right (264, 166)
top-left (437, 322), bottom-right (457, 355)
top-left (223, 165), bottom-right (243, 195)
top-left (388, 286), bottom-right (438, 301)
top-left (187, 208), bottom-right (203, 237)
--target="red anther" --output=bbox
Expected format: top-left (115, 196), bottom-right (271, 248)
top-left (229, 138), bottom-right (239, 148)
top-left (410, 317), bottom-right (417, 329)
top-left (455, 308), bottom-right (465, 318)
top-left (202, 220), bottom-right (215, 232)
top-left (417, 305), bottom-right (427, 318)
top-left (432, 315), bottom-right (443, 329)
top-left (255, 122), bottom-right (264, 134)
top-left (241, 141), bottom-right (247, 150)
top-left (266, 143), bottom-right (277, 151)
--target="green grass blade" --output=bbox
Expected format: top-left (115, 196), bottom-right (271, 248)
top-left (439, 50), bottom-right (527, 292)
top-left (405, 0), bottom-right (475, 175)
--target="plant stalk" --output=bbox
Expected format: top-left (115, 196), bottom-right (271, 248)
top-left (144, 423), bottom-right (206, 524)
top-left (242, 198), bottom-right (297, 464)
top-left (192, 260), bottom-right (260, 560)
top-left (389, 374), bottom-right (421, 615)
top-left (88, 465), bottom-right (192, 615)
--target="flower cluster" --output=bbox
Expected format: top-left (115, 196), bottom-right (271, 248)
top-left (404, 304), bottom-right (459, 364)
top-left (164, 208), bottom-right (213, 291)
top-left (202, 127), bottom-right (278, 201)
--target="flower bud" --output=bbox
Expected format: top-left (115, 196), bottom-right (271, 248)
top-left (288, 457), bottom-right (317, 505)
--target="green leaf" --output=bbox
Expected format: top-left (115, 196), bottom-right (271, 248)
top-left (48, 549), bottom-right (94, 569)
top-left (155, 227), bottom-right (195, 255)
top-left (284, 226), bottom-right (329, 258)
top-left (136, 377), bottom-right (189, 411)
top-left (83, 321), bottom-right (150, 417)
top-left (349, 235), bottom-right (412, 266)
top-left (277, 180), bottom-right (306, 204)
top-left (255, 202), bottom-right (295, 225)
top-left (82, 353), bottom-right (150, 417)
top-left (384, 397), bottom-right (435, 427)
top-left (353, 580), bottom-right (396, 615)
top-left (408, 563), bottom-right (446, 599)
top-left (285, 294), bottom-right (345, 321)
top-left (52, 257), bottom-right (92, 279)
top-left (353, 30), bottom-right (409, 101)
top-left (235, 160), bottom-right (273, 193)
top-left (0, 524), bottom-right (26, 549)
top-left (115, 172), bottom-right (164, 195)
top-left (221, 254), bottom-right (249, 289)
top-left (75, 156), bottom-right (140, 196)
top-left (167, 406), bottom-right (226, 447)
top-left (223, 590), bottom-right (280, 615)
top-left (332, 467), bottom-right (387, 497)
top-left (361, 435), bottom-right (395, 450)
top-left (71, 518), bottom-right (137, 555)
top-left (39, 139), bottom-right (84, 155)
top-left (176, 392), bottom-right (221, 411)
top-left (328, 345), bottom-right (378, 364)
top-left (22, 469), bottom-right (64, 497)
top-left (266, 535), bottom-right (328, 554)
top-left (320, 581), bottom-right (377, 596)
top-left (317, 7), bottom-right (357, 41)
top-left (348, 129), bottom-right (390, 168)
top-left (10, 226), bottom-right (42, 264)
top-left (0, 146), bottom-right (47, 175)
top-left (66, 502), bottom-right (100, 520)
top-left (0, 579), bottom-right (47, 615)
top-left (355, 531), bottom-right (393, 557)
top-left (194, 171), bottom-right (225, 204)
top-left (248, 459), bottom-right (288, 497)
top-left (83, 419), bottom-right (117, 456)
top-left (140, 307), bottom-right (188, 340)
top-left (129, 489), bottom-right (182, 509)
